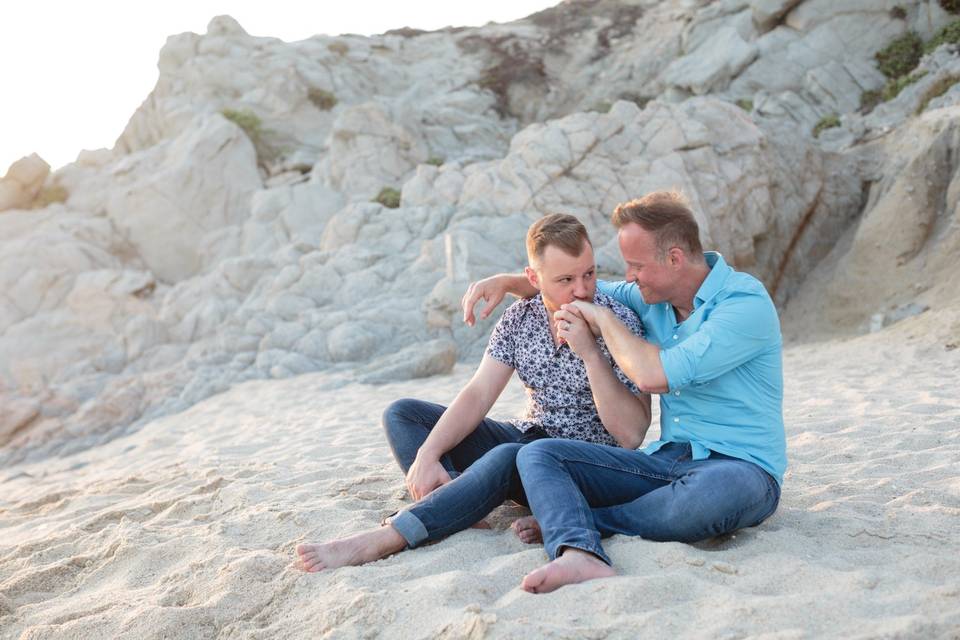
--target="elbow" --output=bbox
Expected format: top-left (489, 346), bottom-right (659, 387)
top-left (634, 372), bottom-right (669, 395)
top-left (619, 435), bottom-right (644, 450)
top-left (616, 425), bottom-right (648, 450)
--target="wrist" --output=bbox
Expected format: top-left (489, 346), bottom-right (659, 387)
top-left (580, 345), bottom-right (606, 367)
top-left (416, 446), bottom-right (443, 462)
top-left (596, 306), bottom-right (616, 329)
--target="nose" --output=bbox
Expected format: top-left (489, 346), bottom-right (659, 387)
top-left (573, 277), bottom-right (589, 300)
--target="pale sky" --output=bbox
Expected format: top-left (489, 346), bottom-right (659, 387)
top-left (0, 1), bottom-right (556, 174)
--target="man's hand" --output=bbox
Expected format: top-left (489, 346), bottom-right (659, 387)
top-left (554, 306), bottom-right (602, 361)
top-left (561, 300), bottom-right (604, 334)
top-left (461, 276), bottom-right (508, 327)
top-left (405, 455), bottom-right (452, 501)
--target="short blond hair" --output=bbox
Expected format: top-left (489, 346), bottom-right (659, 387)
top-left (526, 213), bottom-right (592, 264)
top-left (611, 191), bottom-right (703, 259)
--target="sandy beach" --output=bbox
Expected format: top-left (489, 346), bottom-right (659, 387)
top-left (3, 2), bottom-right (960, 637)
top-left (2, 306), bottom-right (958, 639)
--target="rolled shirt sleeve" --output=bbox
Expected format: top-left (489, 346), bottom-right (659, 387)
top-left (659, 291), bottom-right (779, 391)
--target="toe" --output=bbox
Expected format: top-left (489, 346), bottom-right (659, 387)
top-left (304, 557), bottom-right (326, 572)
top-left (521, 568), bottom-right (546, 593)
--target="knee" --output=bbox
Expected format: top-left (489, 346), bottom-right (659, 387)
top-left (470, 443), bottom-right (525, 477)
top-left (515, 438), bottom-right (562, 472)
top-left (381, 398), bottom-right (418, 432)
top-left (487, 442), bottom-right (524, 464)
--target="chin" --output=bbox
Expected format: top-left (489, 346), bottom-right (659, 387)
top-left (639, 289), bottom-right (660, 304)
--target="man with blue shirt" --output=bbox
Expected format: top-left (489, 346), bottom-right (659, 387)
top-left (461, 191), bottom-right (785, 593)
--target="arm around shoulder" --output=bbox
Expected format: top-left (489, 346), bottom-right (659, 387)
top-left (462, 273), bottom-right (537, 326)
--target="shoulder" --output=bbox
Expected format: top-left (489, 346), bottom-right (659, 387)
top-left (718, 272), bottom-right (776, 312)
top-left (495, 295), bottom-right (538, 328)
top-left (712, 273), bottom-right (781, 331)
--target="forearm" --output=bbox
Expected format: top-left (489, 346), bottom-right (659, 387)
top-left (582, 350), bottom-right (652, 449)
top-left (418, 385), bottom-right (493, 460)
top-left (499, 273), bottom-right (538, 299)
top-left (595, 309), bottom-right (669, 393)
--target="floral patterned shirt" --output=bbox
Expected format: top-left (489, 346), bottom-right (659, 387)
top-left (485, 291), bottom-right (645, 447)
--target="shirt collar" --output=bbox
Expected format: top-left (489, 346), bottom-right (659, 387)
top-left (694, 252), bottom-right (730, 308)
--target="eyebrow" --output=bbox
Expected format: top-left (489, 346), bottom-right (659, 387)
top-left (553, 267), bottom-right (596, 279)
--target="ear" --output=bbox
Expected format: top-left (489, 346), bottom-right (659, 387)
top-left (667, 246), bottom-right (685, 269)
top-left (524, 266), bottom-right (542, 291)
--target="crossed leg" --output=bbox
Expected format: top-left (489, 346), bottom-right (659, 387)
top-left (515, 439), bottom-right (780, 593)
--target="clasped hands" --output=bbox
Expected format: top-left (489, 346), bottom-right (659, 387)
top-left (554, 300), bottom-right (603, 358)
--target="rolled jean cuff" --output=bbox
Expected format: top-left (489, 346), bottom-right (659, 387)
top-left (555, 542), bottom-right (611, 566)
top-left (389, 510), bottom-right (429, 548)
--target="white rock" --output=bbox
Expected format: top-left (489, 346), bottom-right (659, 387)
top-left (315, 101), bottom-right (428, 199)
top-left (0, 154), bottom-right (50, 211)
top-left (327, 322), bottom-right (381, 362)
top-left (752, 0), bottom-right (804, 31)
top-left (356, 339), bottom-right (457, 384)
top-left (105, 113), bottom-right (261, 283)
top-left (662, 27), bottom-right (757, 95)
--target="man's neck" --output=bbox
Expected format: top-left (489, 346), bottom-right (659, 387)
top-left (670, 261), bottom-right (711, 321)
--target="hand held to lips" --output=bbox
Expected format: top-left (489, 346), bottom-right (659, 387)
top-left (554, 307), bottom-right (598, 358)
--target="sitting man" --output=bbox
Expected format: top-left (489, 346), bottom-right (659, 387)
top-left (296, 213), bottom-right (650, 572)
top-left (462, 191), bottom-right (786, 593)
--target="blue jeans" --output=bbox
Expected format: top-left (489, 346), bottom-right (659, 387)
top-left (381, 398), bottom-right (547, 547)
top-left (515, 439), bottom-right (781, 565)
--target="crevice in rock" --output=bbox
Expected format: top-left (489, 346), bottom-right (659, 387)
top-left (771, 183), bottom-right (822, 299)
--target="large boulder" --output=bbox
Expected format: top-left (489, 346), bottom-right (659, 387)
top-left (0, 154), bottom-right (50, 211)
top-left (784, 108), bottom-right (960, 338)
top-left (105, 113), bottom-right (261, 283)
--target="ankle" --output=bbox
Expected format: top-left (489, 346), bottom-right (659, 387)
top-left (381, 525), bottom-right (408, 554)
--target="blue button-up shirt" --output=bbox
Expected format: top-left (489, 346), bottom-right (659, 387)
top-left (599, 252), bottom-right (787, 484)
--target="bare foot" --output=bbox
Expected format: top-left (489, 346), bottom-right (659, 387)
top-left (521, 548), bottom-right (616, 593)
top-left (511, 516), bottom-right (542, 544)
top-left (296, 526), bottom-right (406, 573)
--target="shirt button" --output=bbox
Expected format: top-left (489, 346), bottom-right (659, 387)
top-left (673, 417), bottom-right (680, 423)
top-left (674, 391), bottom-right (680, 396)
top-left (672, 334), bottom-right (679, 340)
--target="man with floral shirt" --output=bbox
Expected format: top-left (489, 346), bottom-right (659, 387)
top-left (296, 214), bottom-right (649, 572)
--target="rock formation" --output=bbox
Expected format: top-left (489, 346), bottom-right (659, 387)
top-left (3, 0), bottom-right (960, 464)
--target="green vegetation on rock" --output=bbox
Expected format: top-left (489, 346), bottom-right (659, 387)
top-left (221, 108), bottom-right (278, 168)
top-left (221, 108), bottom-right (264, 138)
top-left (425, 157), bottom-right (444, 167)
top-left (860, 19), bottom-right (960, 114)
top-left (735, 98), bottom-right (753, 112)
top-left (860, 89), bottom-right (883, 113)
top-left (860, 72), bottom-right (927, 114)
top-left (916, 74), bottom-right (960, 113)
top-left (924, 20), bottom-right (960, 54)
top-left (374, 187), bottom-right (401, 209)
top-left (591, 100), bottom-right (613, 114)
top-left (885, 71), bottom-right (927, 100)
top-left (812, 114), bottom-right (841, 138)
top-left (875, 32), bottom-right (923, 79)
top-left (939, 0), bottom-right (960, 15)
top-left (308, 88), bottom-right (338, 111)
top-left (327, 41), bottom-right (349, 56)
